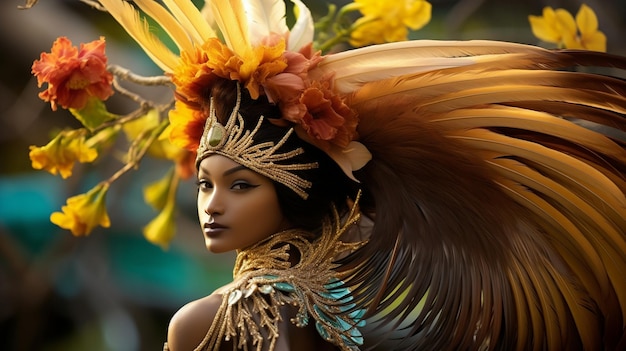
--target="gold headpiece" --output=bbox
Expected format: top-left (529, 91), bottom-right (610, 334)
top-left (196, 86), bottom-right (318, 199)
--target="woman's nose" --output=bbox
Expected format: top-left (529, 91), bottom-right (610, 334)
top-left (203, 188), bottom-right (224, 216)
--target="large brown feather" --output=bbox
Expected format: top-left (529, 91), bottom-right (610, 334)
top-left (339, 45), bottom-right (626, 350)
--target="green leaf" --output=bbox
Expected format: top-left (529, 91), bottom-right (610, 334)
top-left (69, 98), bottom-right (116, 132)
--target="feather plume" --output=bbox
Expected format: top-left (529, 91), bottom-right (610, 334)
top-left (314, 40), bottom-right (558, 93)
top-left (433, 106), bottom-right (624, 158)
top-left (337, 47), bottom-right (626, 349)
top-left (317, 40), bottom-right (626, 96)
top-left (349, 69), bottom-right (626, 114)
top-left (132, 0), bottom-right (194, 54)
top-left (241, 0), bottom-right (289, 45)
top-left (97, 0), bottom-right (179, 72)
top-left (162, 0), bottom-right (216, 44)
top-left (210, 0), bottom-right (250, 57)
top-left (287, 0), bottom-right (314, 52)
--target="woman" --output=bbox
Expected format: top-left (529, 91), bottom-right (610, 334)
top-left (39, 0), bottom-right (626, 349)
top-left (165, 80), bottom-right (366, 351)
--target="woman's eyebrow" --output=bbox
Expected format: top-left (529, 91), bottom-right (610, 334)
top-left (223, 165), bottom-right (248, 177)
top-left (198, 164), bottom-right (248, 177)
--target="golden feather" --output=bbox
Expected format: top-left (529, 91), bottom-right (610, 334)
top-left (210, 0), bottom-right (251, 57)
top-left (341, 46), bottom-right (626, 349)
top-left (316, 40), bottom-right (559, 93)
top-left (132, 0), bottom-right (194, 54)
top-left (162, 0), bottom-right (216, 45)
top-left (98, 0), bottom-right (179, 72)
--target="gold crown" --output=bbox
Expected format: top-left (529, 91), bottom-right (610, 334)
top-left (196, 87), bottom-right (318, 199)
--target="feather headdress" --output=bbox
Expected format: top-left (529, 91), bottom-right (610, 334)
top-left (94, 0), bottom-right (626, 349)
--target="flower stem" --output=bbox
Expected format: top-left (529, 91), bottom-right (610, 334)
top-left (105, 118), bottom-right (169, 185)
top-left (108, 65), bottom-right (172, 86)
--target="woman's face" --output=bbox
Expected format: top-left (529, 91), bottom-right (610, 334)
top-left (196, 155), bottom-right (291, 253)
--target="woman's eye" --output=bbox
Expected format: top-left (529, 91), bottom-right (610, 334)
top-left (231, 182), bottom-right (257, 190)
top-left (196, 179), bottom-right (212, 190)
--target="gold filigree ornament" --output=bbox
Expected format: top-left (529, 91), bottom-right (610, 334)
top-left (196, 85), bottom-right (318, 199)
top-left (197, 192), bottom-right (367, 351)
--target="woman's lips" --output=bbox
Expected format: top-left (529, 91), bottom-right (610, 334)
top-left (203, 222), bottom-right (228, 237)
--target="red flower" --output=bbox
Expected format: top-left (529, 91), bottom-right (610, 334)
top-left (32, 37), bottom-right (113, 111)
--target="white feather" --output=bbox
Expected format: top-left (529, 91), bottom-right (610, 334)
top-left (287, 0), bottom-right (314, 52)
top-left (314, 40), bottom-right (553, 94)
top-left (242, 0), bottom-right (289, 45)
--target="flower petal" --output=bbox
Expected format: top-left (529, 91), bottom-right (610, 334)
top-left (554, 8), bottom-right (577, 37)
top-left (576, 4), bottom-right (599, 36)
top-left (404, 1), bottom-right (432, 30)
top-left (582, 31), bottom-right (607, 52)
top-left (51, 183), bottom-right (110, 236)
top-left (288, 0), bottom-right (314, 52)
top-left (143, 193), bottom-right (176, 249)
top-left (324, 142), bottom-right (371, 182)
top-left (528, 15), bottom-right (560, 43)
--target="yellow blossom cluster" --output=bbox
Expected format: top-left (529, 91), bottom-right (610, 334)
top-left (51, 183), bottom-right (110, 236)
top-left (29, 130), bottom-right (98, 179)
top-left (350, 0), bottom-right (432, 47)
top-left (529, 4), bottom-right (606, 52)
top-left (29, 37), bottom-right (188, 243)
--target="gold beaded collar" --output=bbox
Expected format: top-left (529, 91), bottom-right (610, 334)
top-left (198, 194), bottom-right (368, 351)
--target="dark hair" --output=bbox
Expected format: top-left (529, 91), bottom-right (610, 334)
top-left (204, 79), bottom-right (359, 232)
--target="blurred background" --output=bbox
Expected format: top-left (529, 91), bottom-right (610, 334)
top-left (0, 0), bottom-right (624, 350)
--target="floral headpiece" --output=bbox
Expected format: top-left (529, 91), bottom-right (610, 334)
top-left (104, 0), bottom-right (374, 181)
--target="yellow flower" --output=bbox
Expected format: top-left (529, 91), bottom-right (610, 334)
top-left (143, 168), bottom-right (179, 249)
top-left (529, 4), bottom-right (606, 52)
top-left (51, 183), bottom-right (110, 236)
top-left (350, 0), bottom-right (432, 47)
top-left (29, 130), bottom-right (98, 178)
top-left (143, 200), bottom-right (176, 249)
top-left (143, 167), bottom-right (175, 211)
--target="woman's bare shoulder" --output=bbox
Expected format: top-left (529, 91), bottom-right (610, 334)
top-left (166, 293), bottom-right (224, 351)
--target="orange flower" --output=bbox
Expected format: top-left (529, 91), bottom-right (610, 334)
top-left (167, 100), bottom-right (207, 152)
top-left (171, 41), bottom-right (218, 108)
top-left (50, 183), bottom-right (110, 236)
top-left (169, 37), bottom-right (290, 153)
top-left (298, 79), bottom-right (358, 149)
top-left (264, 44), bottom-right (323, 110)
top-left (29, 130), bottom-right (98, 178)
top-left (32, 36), bottom-right (113, 111)
top-left (172, 38), bottom-right (288, 104)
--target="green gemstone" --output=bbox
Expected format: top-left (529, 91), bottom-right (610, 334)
top-left (273, 282), bottom-right (296, 292)
top-left (208, 123), bottom-right (225, 147)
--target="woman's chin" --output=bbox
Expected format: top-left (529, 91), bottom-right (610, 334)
top-left (204, 238), bottom-right (232, 254)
